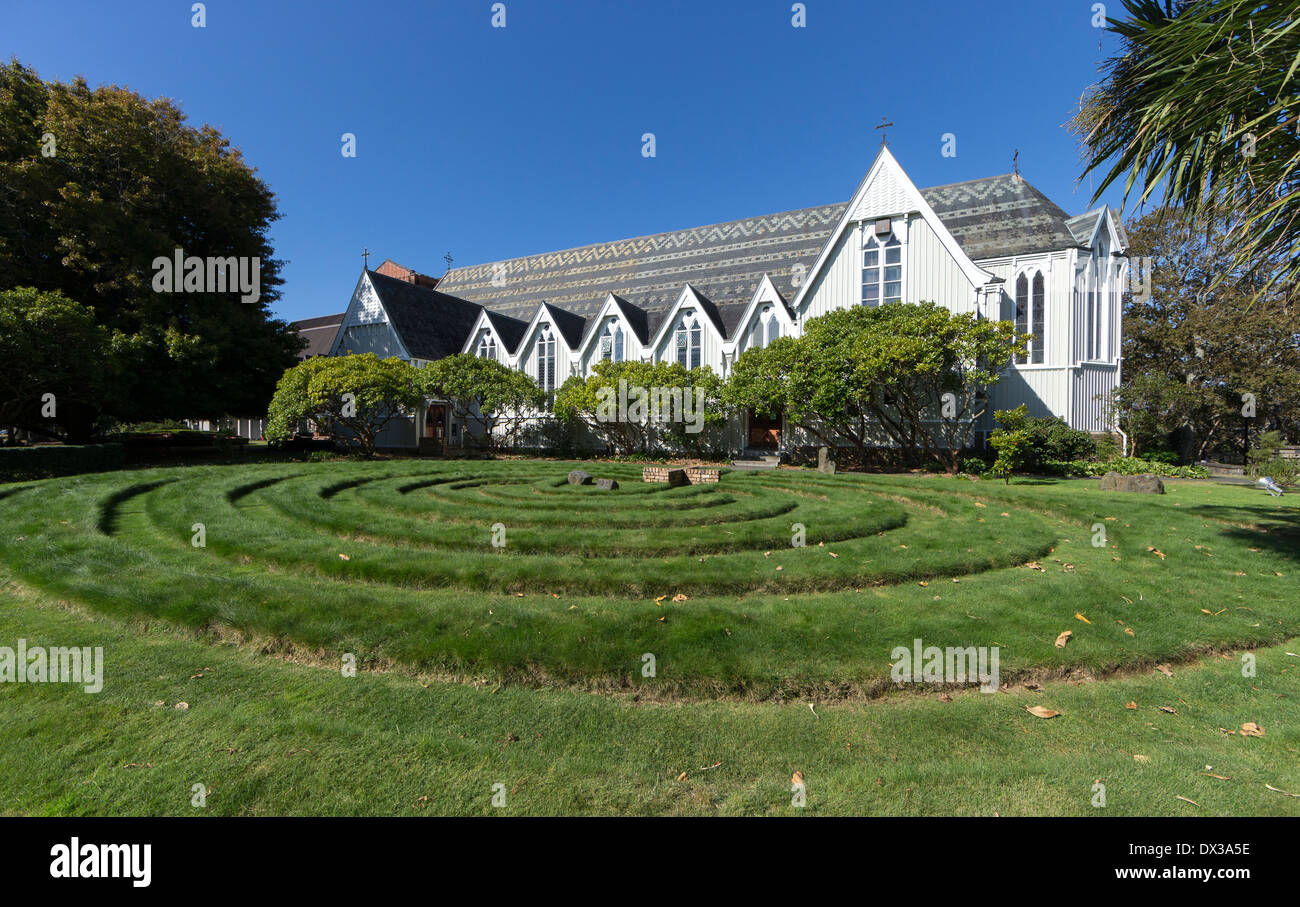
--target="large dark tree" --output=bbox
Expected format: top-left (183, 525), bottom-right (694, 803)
top-left (0, 60), bottom-right (300, 440)
top-left (1115, 210), bottom-right (1300, 460)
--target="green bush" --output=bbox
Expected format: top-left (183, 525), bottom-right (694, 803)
top-left (1051, 457), bottom-right (1210, 479)
top-left (0, 443), bottom-right (125, 482)
top-left (989, 405), bottom-right (1097, 482)
top-left (1247, 431), bottom-right (1299, 486)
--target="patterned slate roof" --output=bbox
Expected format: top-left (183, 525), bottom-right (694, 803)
top-left (289, 313), bottom-right (344, 359)
top-left (414, 174), bottom-right (1091, 346)
top-left (366, 270), bottom-right (483, 361)
top-left (919, 174), bottom-right (1085, 260)
top-left (433, 202), bottom-right (846, 321)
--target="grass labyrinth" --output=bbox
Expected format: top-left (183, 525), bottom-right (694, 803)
top-left (1, 460), bottom-right (1297, 814)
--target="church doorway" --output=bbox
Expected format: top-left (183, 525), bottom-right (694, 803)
top-left (424, 404), bottom-right (447, 443)
top-left (747, 409), bottom-right (781, 448)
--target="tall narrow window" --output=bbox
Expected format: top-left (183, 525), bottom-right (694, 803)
top-left (536, 326), bottom-right (556, 401)
top-left (476, 330), bottom-right (496, 360)
top-left (766, 314), bottom-right (779, 345)
top-left (1015, 271), bottom-right (1046, 365)
top-left (599, 321), bottom-right (623, 362)
top-left (861, 229), bottom-right (903, 306)
top-left (1031, 272), bottom-right (1045, 364)
top-left (675, 314), bottom-right (701, 369)
top-left (1014, 274), bottom-right (1029, 364)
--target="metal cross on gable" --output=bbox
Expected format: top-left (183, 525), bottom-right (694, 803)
top-left (362, 247), bottom-right (370, 268)
top-left (875, 116), bottom-right (894, 146)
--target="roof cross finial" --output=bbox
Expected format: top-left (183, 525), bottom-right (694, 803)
top-left (875, 116), bottom-right (894, 146)
top-left (443, 251), bottom-right (454, 273)
top-left (362, 247), bottom-right (370, 268)
top-left (1012, 149), bottom-right (1020, 179)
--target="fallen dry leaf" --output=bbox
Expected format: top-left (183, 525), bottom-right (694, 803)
top-left (1125, 701), bottom-right (1138, 710)
top-left (1026, 706), bottom-right (1060, 719)
top-left (1198, 773), bottom-right (1231, 781)
top-left (1055, 630), bottom-right (1073, 648)
top-left (1075, 613), bottom-right (1091, 624)
top-left (1156, 664), bottom-right (1174, 677)
top-left (1133, 754), bottom-right (1151, 763)
top-left (1176, 795), bottom-right (1199, 807)
top-left (791, 770), bottom-right (804, 785)
top-left (1265, 784), bottom-right (1299, 798)
top-left (338, 553), bottom-right (350, 561)
top-left (1241, 722), bottom-right (1265, 738)
top-left (672, 593), bottom-right (687, 602)
top-left (675, 771), bottom-right (687, 782)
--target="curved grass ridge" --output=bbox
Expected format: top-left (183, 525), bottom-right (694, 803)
top-left (0, 461), bottom-right (1295, 701)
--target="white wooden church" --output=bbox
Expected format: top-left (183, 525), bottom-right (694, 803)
top-left (321, 146), bottom-right (1128, 454)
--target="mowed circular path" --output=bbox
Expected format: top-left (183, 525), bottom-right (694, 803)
top-left (0, 461), bottom-right (1294, 699)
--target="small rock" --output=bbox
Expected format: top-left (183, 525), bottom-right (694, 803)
top-left (567, 470), bottom-right (593, 486)
top-left (596, 477), bottom-right (619, 490)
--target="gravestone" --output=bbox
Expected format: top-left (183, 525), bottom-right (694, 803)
top-left (596, 477), bottom-right (619, 490)
top-left (567, 469), bottom-right (593, 486)
top-left (817, 446), bottom-right (836, 475)
top-left (1099, 472), bottom-right (1164, 494)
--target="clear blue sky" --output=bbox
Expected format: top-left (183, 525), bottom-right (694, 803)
top-left (4, 0), bottom-right (1128, 323)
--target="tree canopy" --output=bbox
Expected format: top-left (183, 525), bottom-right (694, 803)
top-left (1071, 0), bottom-right (1300, 294)
top-left (1112, 209), bottom-right (1300, 459)
top-left (0, 59), bottom-right (301, 439)
top-left (266, 355), bottom-right (423, 456)
top-left (418, 354), bottom-right (546, 451)
top-left (724, 303), bottom-right (1020, 471)
top-left (0, 287), bottom-right (114, 443)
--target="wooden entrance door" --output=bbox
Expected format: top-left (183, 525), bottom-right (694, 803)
top-left (748, 409), bottom-right (781, 448)
top-left (424, 405), bottom-right (447, 443)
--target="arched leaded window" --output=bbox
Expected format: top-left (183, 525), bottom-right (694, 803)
top-left (1014, 271), bottom-right (1046, 365)
top-left (476, 330), bottom-right (496, 359)
top-left (750, 306), bottom-right (779, 350)
top-left (675, 313), bottom-right (702, 369)
top-left (862, 229), bottom-right (903, 306)
top-left (599, 320), bottom-right (624, 362)
top-left (536, 326), bottom-right (557, 397)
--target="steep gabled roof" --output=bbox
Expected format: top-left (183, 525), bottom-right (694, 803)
top-left (289, 313), bottom-right (344, 359)
top-left (366, 269), bottom-right (483, 361)
top-left (920, 174), bottom-right (1084, 259)
top-left (538, 302), bottom-right (586, 349)
top-left (482, 309), bottom-right (529, 353)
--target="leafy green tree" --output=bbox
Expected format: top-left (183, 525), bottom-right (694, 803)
top-left (0, 59), bottom-right (300, 439)
top-left (418, 354), bottom-right (546, 451)
top-left (0, 287), bottom-right (114, 443)
top-left (1071, 0), bottom-right (1300, 294)
top-left (1113, 210), bottom-right (1300, 461)
top-left (725, 303), bottom-right (1020, 471)
top-left (266, 355), bottom-right (423, 456)
top-left (555, 359), bottom-right (727, 455)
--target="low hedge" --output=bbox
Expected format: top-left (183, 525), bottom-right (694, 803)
top-left (0, 443), bottom-right (126, 483)
top-left (1051, 456), bottom-right (1210, 479)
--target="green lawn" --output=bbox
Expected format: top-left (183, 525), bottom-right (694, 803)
top-left (0, 460), bottom-right (1296, 815)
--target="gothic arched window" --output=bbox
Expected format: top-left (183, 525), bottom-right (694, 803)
top-left (675, 313), bottom-right (702, 369)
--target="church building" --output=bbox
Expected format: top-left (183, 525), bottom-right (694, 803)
top-left (322, 146), bottom-right (1128, 453)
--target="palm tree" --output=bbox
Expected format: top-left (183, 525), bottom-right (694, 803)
top-left (1072, 0), bottom-right (1300, 296)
